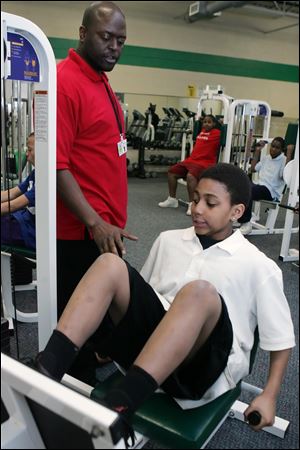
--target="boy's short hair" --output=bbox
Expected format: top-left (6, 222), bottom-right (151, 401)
top-left (199, 163), bottom-right (251, 207)
top-left (272, 136), bottom-right (286, 151)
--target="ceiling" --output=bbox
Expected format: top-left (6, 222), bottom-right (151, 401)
top-left (114, 1), bottom-right (299, 35)
top-left (3, 1), bottom-right (299, 35)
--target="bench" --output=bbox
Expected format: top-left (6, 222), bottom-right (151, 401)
top-left (90, 328), bottom-right (289, 448)
top-left (91, 371), bottom-right (241, 449)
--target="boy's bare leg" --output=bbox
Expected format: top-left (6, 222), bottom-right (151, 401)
top-left (186, 172), bottom-right (198, 202)
top-left (168, 172), bottom-right (179, 198)
top-left (135, 280), bottom-right (222, 385)
top-left (56, 253), bottom-right (130, 348)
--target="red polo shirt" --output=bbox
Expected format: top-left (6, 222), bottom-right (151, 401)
top-left (56, 49), bottom-right (127, 239)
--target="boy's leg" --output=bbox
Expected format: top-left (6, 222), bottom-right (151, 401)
top-left (134, 279), bottom-right (222, 385)
top-left (103, 279), bottom-right (223, 420)
top-left (240, 183), bottom-right (273, 223)
top-left (57, 253), bottom-right (130, 347)
top-left (1, 215), bottom-right (25, 247)
top-left (168, 171), bottom-right (180, 198)
top-left (56, 239), bottom-right (101, 384)
top-left (37, 253), bottom-right (130, 380)
top-left (186, 172), bottom-right (198, 202)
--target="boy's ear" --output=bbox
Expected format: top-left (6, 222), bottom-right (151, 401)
top-left (232, 203), bottom-right (245, 220)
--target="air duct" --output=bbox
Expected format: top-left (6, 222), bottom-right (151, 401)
top-left (188, 1), bottom-right (251, 22)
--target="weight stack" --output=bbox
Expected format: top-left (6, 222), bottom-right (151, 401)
top-left (1, 318), bottom-right (10, 356)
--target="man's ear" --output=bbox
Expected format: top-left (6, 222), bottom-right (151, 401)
top-left (79, 26), bottom-right (87, 42)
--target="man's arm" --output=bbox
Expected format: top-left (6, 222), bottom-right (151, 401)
top-left (57, 170), bottom-right (137, 255)
top-left (244, 348), bottom-right (291, 431)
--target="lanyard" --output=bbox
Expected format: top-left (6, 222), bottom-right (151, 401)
top-left (103, 81), bottom-right (123, 136)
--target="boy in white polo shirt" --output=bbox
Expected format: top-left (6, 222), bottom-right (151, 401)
top-left (36, 163), bottom-right (295, 441)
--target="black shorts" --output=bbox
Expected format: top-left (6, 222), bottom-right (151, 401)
top-left (92, 261), bottom-right (233, 401)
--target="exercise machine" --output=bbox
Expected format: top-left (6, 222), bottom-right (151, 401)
top-left (279, 127), bottom-right (299, 262)
top-left (221, 99), bottom-right (271, 168)
top-left (1, 11), bottom-right (57, 349)
top-left (1, 353), bottom-right (130, 449)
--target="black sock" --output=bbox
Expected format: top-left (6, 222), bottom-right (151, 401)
top-left (104, 365), bottom-right (158, 420)
top-left (37, 330), bottom-right (79, 380)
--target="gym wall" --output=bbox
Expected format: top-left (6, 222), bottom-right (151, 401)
top-left (2, 1), bottom-right (298, 130)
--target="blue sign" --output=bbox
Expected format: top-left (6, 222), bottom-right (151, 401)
top-left (7, 32), bottom-right (40, 82)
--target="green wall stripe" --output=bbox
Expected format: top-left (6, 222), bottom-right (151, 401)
top-left (48, 37), bottom-right (298, 83)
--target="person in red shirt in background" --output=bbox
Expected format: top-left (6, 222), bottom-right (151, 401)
top-left (159, 114), bottom-right (221, 215)
top-left (56, 1), bottom-right (137, 383)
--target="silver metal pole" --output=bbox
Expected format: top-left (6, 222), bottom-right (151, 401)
top-left (17, 80), bottom-right (23, 182)
top-left (1, 78), bottom-right (8, 189)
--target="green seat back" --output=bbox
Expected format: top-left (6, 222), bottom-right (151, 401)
top-left (285, 123), bottom-right (298, 146)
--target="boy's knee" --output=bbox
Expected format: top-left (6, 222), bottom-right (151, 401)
top-left (97, 253), bottom-right (125, 271)
top-left (181, 279), bottom-right (218, 303)
top-left (186, 173), bottom-right (196, 182)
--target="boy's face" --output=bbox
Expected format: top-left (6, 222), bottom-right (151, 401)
top-left (191, 178), bottom-right (244, 241)
top-left (26, 135), bottom-right (35, 166)
top-left (269, 139), bottom-right (282, 159)
top-left (202, 116), bottom-right (215, 131)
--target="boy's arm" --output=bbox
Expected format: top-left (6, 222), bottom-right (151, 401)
top-left (1, 186), bottom-right (22, 203)
top-left (1, 193), bottom-right (29, 216)
top-left (250, 141), bottom-right (265, 172)
top-left (244, 348), bottom-right (291, 431)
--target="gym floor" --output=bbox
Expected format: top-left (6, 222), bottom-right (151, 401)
top-left (9, 174), bottom-right (299, 449)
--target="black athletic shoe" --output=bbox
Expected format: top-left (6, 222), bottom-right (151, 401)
top-left (94, 397), bottom-right (136, 449)
top-left (34, 352), bottom-right (59, 380)
top-left (119, 415), bottom-right (136, 449)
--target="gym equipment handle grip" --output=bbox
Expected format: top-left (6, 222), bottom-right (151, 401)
top-left (247, 410), bottom-right (262, 426)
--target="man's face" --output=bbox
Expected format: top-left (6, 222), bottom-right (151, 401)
top-left (80, 9), bottom-right (126, 72)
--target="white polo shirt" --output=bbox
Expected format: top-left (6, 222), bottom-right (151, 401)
top-left (140, 227), bottom-right (295, 409)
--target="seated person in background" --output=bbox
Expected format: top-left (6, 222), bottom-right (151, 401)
top-left (238, 137), bottom-right (287, 235)
top-left (1, 132), bottom-right (36, 250)
top-left (36, 163), bottom-right (294, 445)
top-left (159, 114), bottom-right (221, 215)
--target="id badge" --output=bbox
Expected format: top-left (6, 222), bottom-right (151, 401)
top-left (117, 135), bottom-right (127, 157)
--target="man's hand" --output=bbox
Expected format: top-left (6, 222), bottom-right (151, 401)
top-left (90, 220), bottom-right (138, 256)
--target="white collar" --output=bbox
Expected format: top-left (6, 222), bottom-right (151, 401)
top-left (182, 227), bottom-right (246, 255)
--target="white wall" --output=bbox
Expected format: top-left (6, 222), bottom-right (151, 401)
top-left (2, 1), bottom-right (299, 120)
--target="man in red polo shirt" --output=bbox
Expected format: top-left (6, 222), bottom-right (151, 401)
top-left (56, 1), bottom-right (137, 382)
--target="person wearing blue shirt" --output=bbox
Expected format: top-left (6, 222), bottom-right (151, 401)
top-left (1, 132), bottom-right (36, 250)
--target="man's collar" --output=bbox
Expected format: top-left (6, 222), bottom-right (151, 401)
top-left (68, 49), bottom-right (108, 83)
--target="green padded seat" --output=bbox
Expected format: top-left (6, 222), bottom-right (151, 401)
top-left (91, 371), bottom-right (241, 449)
top-left (1, 244), bottom-right (36, 259)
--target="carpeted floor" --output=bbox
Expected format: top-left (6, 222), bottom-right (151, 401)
top-left (6, 174), bottom-right (299, 449)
